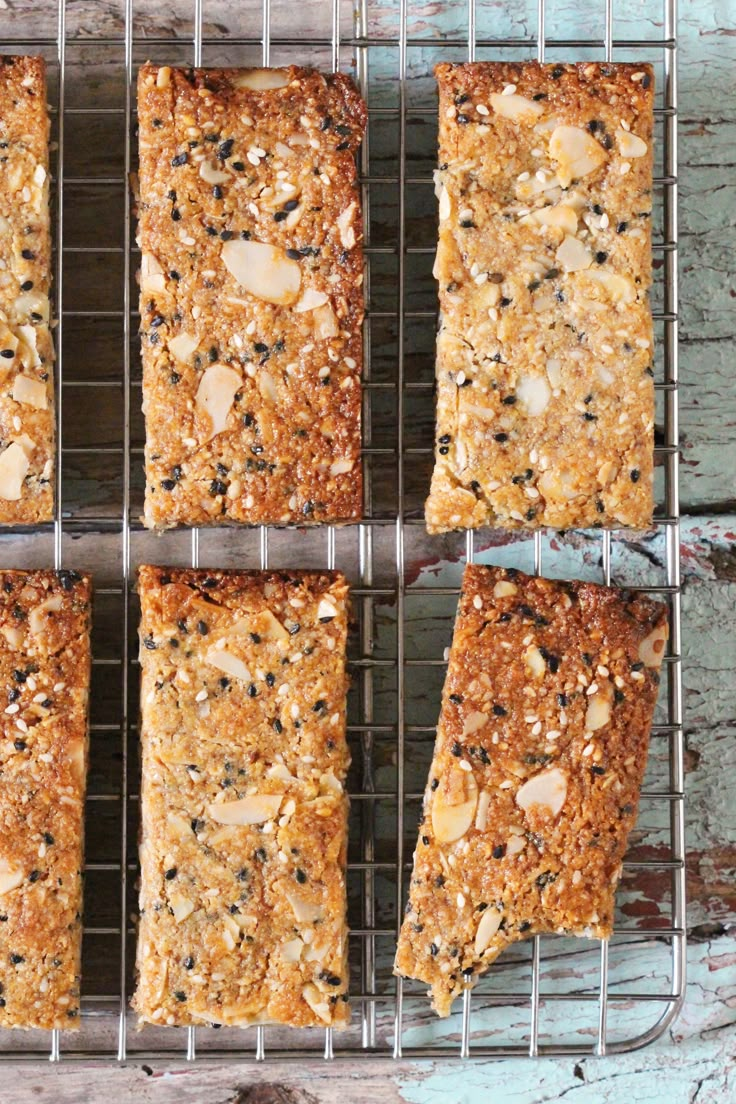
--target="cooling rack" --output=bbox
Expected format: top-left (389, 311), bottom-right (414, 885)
top-left (0, 0), bottom-right (683, 1065)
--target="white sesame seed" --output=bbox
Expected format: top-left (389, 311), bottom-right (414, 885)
top-left (246, 151), bottom-right (260, 166)
top-left (586, 682), bottom-right (599, 696)
top-left (600, 212), bottom-right (610, 228)
top-left (619, 161), bottom-right (632, 175)
top-left (582, 742), bottom-right (595, 757)
top-left (597, 665), bottom-right (609, 677)
top-left (459, 760), bottom-right (472, 772)
top-left (456, 371), bottom-right (466, 386)
top-left (473, 594), bottom-right (483, 610)
top-left (620, 118), bottom-right (631, 131)
top-left (195, 689), bottom-right (208, 702)
top-left (531, 721), bottom-right (542, 736)
top-left (457, 893), bottom-right (466, 907)
top-left (15, 718), bottom-right (28, 733)
top-left (499, 780), bottom-right (513, 790)
top-left (517, 171), bottom-right (531, 182)
top-left (535, 170), bottom-right (547, 183)
top-left (5, 704), bottom-right (19, 714)
top-left (502, 83), bottom-right (517, 96)
top-left (476, 104), bottom-right (489, 116)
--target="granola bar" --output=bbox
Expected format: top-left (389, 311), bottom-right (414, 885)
top-left (0, 56), bottom-right (54, 523)
top-left (426, 62), bottom-right (655, 533)
top-left (0, 570), bottom-right (91, 1029)
top-left (137, 65), bottom-right (366, 529)
top-left (395, 564), bottom-right (667, 1017)
top-left (133, 565), bottom-right (351, 1028)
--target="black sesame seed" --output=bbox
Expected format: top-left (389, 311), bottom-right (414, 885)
top-left (449, 693), bottom-right (463, 704)
top-left (218, 138), bottom-right (234, 160)
top-left (588, 120), bottom-right (603, 134)
top-left (174, 991), bottom-right (186, 1002)
top-left (265, 672), bottom-right (275, 688)
top-left (20, 279), bottom-right (33, 291)
top-left (312, 699), bottom-right (326, 713)
top-left (43, 832), bottom-right (54, 845)
top-left (500, 296), bottom-right (512, 307)
top-left (630, 469), bottom-right (640, 483)
top-left (10, 954), bottom-right (24, 964)
top-left (206, 225), bottom-right (218, 236)
top-left (232, 161), bottom-right (245, 171)
top-left (170, 152), bottom-right (188, 167)
top-left (209, 479), bottom-right (227, 496)
top-left (29, 870), bottom-right (41, 883)
top-left (247, 684), bottom-right (257, 698)
top-left (21, 249), bottom-right (35, 260)
top-left (595, 251), bottom-right (608, 264)
top-left (528, 280), bottom-right (541, 292)
top-left (160, 478), bottom-right (176, 491)
top-left (430, 942), bottom-right (439, 955)
top-left (501, 394), bottom-right (517, 405)
top-left (451, 741), bottom-right (463, 757)
top-left (274, 210), bottom-right (289, 222)
top-left (438, 446), bottom-right (449, 455)
top-left (631, 661), bottom-right (645, 672)
top-left (183, 956), bottom-right (195, 969)
top-left (583, 412), bottom-right (598, 421)
top-left (171, 208), bottom-right (181, 221)
top-left (459, 219), bottom-right (475, 229)
top-left (272, 718), bottom-right (283, 734)
top-left (591, 765), bottom-right (606, 776)
top-left (164, 867), bottom-right (177, 880)
top-left (617, 221), bottom-right (629, 234)
top-left (212, 185), bottom-right (223, 199)
top-left (551, 65), bottom-right (565, 78)
top-left (0, 349), bottom-right (14, 358)
top-left (197, 620), bottom-right (208, 635)
top-left (614, 688), bottom-right (625, 703)
top-left (493, 432), bottom-right (509, 443)
top-left (295, 868), bottom-right (307, 884)
top-left (430, 778), bottom-right (439, 791)
top-left (13, 739), bottom-right (27, 751)
top-left (283, 199), bottom-right (299, 212)
top-left (596, 499), bottom-right (605, 514)
top-left (220, 229), bottom-right (234, 241)
top-left (492, 844), bottom-right (506, 859)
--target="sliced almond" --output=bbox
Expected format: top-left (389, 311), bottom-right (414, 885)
top-left (316, 597), bottom-right (338, 622)
top-left (462, 710), bottom-right (489, 736)
top-left (169, 332), bottom-right (199, 363)
top-left (221, 239), bottom-right (301, 306)
top-left (234, 608), bottom-right (290, 643)
top-left (12, 374), bottom-right (46, 409)
top-left (205, 647), bottom-right (252, 682)
top-left (66, 737), bottom-right (86, 780)
top-left (232, 68), bottom-right (291, 91)
top-left (207, 793), bottom-right (282, 826)
top-left (556, 235), bottom-right (592, 272)
top-left (546, 358), bottom-right (562, 389)
top-left (585, 693), bottom-right (611, 731)
top-left (517, 372), bottom-right (551, 416)
top-left (431, 768), bottom-right (478, 843)
top-left (525, 644), bottom-right (546, 680)
top-left (169, 891), bottom-right (195, 923)
top-left (438, 185), bottom-right (451, 222)
top-left (286, 892), bottom-right (324, 924)
top-left (199, 160), bottom-right (230, 186)
top-left (474, 907), bottom-right (503, 955)
top-left (293, 288), bottom-right (329, 313)
top-left (638, 622), bottom-right (667, 668)
top-left (16, 293), bottom-right (49, 324)
top-left (282, 937), bottom-right (304, 963)
top-left (0, 624), bottom-right (23, 649)
top-left (489, 92), bottom-right (544, 124)
top-left (475, 789), bottom-right (491, 831)
top-left (530, 203), bottom-right (578, 235)
top-left (29, 593), bottom-right (63, 635)
top-left (616, 129), bottom-right (648, 158)
top-left (330, 458), bottom-right (354, 477)
top-left (506, 834), bottom-right (527, 857)
top-left (141, 252), bottom-right (166, 292)
top-left (516, 767), bottom-right (568, 818)
top-left (195, 363), bottom-right (241, 441)
top-left (336, 203), bottom-right (357, 249)
top-left (259, 369), bottom-right (278, 403)
top-left (313, 302), bottom-right (339, 340)
top-left (302, 983), bottom-right (332, 1023)
top-left (582, 270), bottom-right (637, 306)
top-left (493, 580), bottom-right (518, 598)
top-left (549, 125), bottom-right (607, 187)
top-left (0, 860), bottom-right (24, 896)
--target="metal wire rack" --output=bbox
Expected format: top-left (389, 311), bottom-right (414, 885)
top-left (0, 0), bottom-right (683, 1065)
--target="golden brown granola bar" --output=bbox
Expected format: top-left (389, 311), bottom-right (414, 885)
top-left (0, 56), bottom-right (54, 523)
top-left (0, 569), bottom-right (91, 1029)
top-left (426, 62), bottom-right (655, 533)
top-left (395, 564), bottom-right (667, 1016)
top-left (137, 65), bottom-right (366, 529)
top-left (133, 565), bottom-right (351, 1028)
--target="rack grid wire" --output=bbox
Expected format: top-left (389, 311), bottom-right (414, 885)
top-left (0, 0), bottom-right (683, 1065)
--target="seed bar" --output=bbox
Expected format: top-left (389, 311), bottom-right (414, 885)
top-left (426, 62), bottom-right (655, 533)
top-left (133, 565), bottom-right (351, 1029)
top-left (0, 57), bottom-right (54, 523)
top-left (395, 564), bottom-right (667, 1017)
top-left (137, 65), bottom-right (366, 529)
top-left (0, 569), bottom-right (91, 1029)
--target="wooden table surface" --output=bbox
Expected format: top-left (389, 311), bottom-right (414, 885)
top-left (1, 0), bottom-right (735, 1100)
